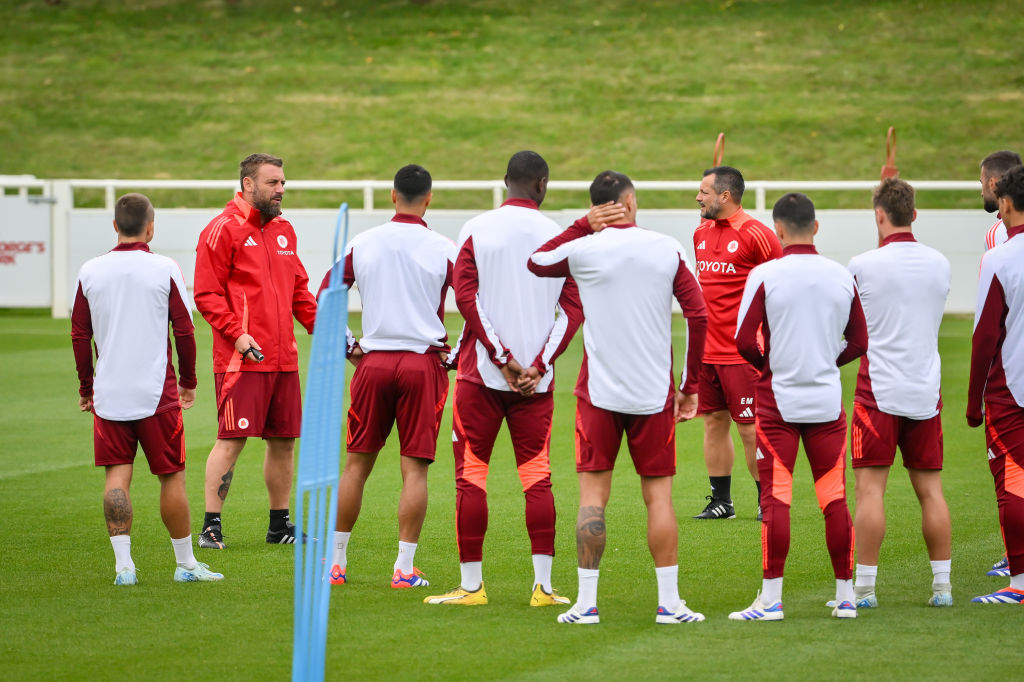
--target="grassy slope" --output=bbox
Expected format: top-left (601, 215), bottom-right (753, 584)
top-left (1, 311), bottom-right (1020, 681)
top-left (2, 1), bottom-right (1023, 209)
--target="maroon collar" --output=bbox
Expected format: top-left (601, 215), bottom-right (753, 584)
top-left (392, 213), bottom-right (428, 227)
top-left (782, 244), bottom-right (818, 256)
top-left (881, 232), bottom-right (916, 246)
top-left (1008, 224), bottom-right (1024, 239)
top-left (603, 222), bottom-right (637, 230)
top-left (502, 197), bottom-right (539, 210)
top-left (112, 242), bottom-right (150, 252)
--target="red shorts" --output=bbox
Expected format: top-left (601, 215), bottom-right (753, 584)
top-left (851, 402), bottom-right (943, 470)
top-left (347, 351), bottom-right (449, 460)
top-left (94, 408), bottom-right (186, 475)
top-left (574, 397), bottom-right (676, 476)
top-left (696, 362), bottom-right (758, 422)
top-left (215, 371), bottom-right (302, 439)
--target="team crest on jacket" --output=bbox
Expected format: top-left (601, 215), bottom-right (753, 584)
top-left (727, 240), bottom-right (739, 253)
top-left (277, 235), bottom-right (288, 248)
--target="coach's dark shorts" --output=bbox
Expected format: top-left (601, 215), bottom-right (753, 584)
top-left (215, 371), bottom-right (302, 439)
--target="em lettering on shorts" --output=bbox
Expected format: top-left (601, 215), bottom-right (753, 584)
top-left (696, 362), bottom-right (758, 422)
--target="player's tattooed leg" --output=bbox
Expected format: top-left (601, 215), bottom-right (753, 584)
top-left (576, 505), bottom-right (606, 570)
top-left (104, 488), bottom-right (132, 536)
top-left (217, 465), bottom-right (235, 502)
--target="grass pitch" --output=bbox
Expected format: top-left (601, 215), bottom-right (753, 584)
top-left (1, 310), bottom-right (1020, 681)
top-left (2, 1), bottom-right (1024, 209)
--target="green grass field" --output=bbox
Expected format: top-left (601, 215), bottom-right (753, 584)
top-left (2, 0), bottom-right (1023, 210)
top-left (1, 310), bottom-right (1020, 681)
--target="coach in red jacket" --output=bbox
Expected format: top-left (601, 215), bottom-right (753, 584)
top-left (193, 153), bottom-right (318, 549)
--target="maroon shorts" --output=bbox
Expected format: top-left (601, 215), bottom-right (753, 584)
top-left (574, 397), bottom-right (676, 476)
top-left (696, 362), bottom-right (758, 422)
top-left (851, 402), bottom-right (943, 470)
top-left (215, 371), bottom-right (302, 439)
top-left (347, 351), bottom-right (449, 460)
top-left (94, 408), bottom-right (186, 475)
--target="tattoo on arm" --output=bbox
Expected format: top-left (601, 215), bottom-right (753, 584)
top-left (104, 488), bottom-right (132, 537)
top-left (576, 505), bottom-right (606, 570)
top-left (217, 466), bottom-right (235, 502)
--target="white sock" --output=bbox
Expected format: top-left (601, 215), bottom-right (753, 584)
top-left (761, 577), bottom-right (783, 605)
top-left (395, 541), bottom-right (417, 574)
top-left (1010, 573), bottom-right (1024, 590)
top-left (655, 565), bottom-right (680, 610)
top-left (855, 563), bottom-right (877, 588)
top-left (110, 536), bottom-right (134, 572)
top-left (577, 568), bottom-right (599, 610)
top-left (460, 561), bottom-right (483, 591)
top-left (171, 536), bottom-right (196, 570)
top-left (332, 531), bottom-right (350, 568)
top-left (532, 554), bottom-right (553, 592)
top-left (836, 579), bottom-right (855, 603)
top-left (930, 559), bottom-right (951, 586)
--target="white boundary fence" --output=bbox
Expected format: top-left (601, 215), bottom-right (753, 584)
top-left (0, 176), bottom-right (986, 318)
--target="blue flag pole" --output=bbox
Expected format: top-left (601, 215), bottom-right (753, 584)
top-left (292, 203), bottom-right (349, 682)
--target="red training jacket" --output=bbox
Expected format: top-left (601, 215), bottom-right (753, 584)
top-left (194, 193), bottom-right (317, 374)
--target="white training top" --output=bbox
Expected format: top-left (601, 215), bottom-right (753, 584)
top-left (453, 201), bottom-right (571, 393)
top-left (847, 234), bottom-right (949, 419)
top-left (737, 247), bottom-right (859, 423)
top-left (530, 225), bottom-right (701, 415)
top-left (973, 229), bottom-right (1024, 408)
top-left (74, 248), bottom-right (193, 421)
top-left (986, 218), bottom-right (1007, 251)
top-left (344, 214), bottom-right (456, 353)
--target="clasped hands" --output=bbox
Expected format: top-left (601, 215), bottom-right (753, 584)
top-left (500, 358), bottom-right (541, 397)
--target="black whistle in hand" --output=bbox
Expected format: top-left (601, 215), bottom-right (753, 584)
top-left (243, 346), bottom-right (264, 363)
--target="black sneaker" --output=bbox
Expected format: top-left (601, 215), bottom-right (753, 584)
top-left (693, 496), bottom-right (736, 520)
top-left (266, 521), bottom-right (307, 544)
top-left (197, 525), bottom-right (226, 549)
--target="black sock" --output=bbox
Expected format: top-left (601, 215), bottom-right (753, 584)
top-left (710, 476), bottom-right (732, 503)
top-left (203, 512), bottom-right (221, 529)
top-left (269, 508), bottom-right (290, 531)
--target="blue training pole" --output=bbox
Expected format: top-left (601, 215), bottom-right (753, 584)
top-left (292, 203), bottom-right (349, 682)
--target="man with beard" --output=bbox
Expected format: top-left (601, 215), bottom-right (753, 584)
top-left (692, 166), bottom-right (782, 520)
top-left (978, 150), bottom-right (1021, 578)
top-left (193, 153), bottom-right (318, 549)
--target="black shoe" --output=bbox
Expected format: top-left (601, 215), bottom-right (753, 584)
top-left (266, 521), bottom-right (307, 544)
top-left (197, 525), bottom-right (226, 549)
top-left (757, 505), bottom-right (763, 522)
top-left (693, 496), bottom-right (736, 520)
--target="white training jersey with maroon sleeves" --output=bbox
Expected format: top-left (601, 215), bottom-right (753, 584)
top-left (968, 226), bottom-right (1024, 421)
top-left (336, 214), bottom-right (456, 354)
top-left (528, 224), bottom-right (707, 415)
top-left (71, 245), bottom-right (195, 421)
top-left (736, 245), bottom-right (866, 423)
top-left (452, 199), bottom-right (579, 393)
top-left (847, 234), bottom-right (949, 419)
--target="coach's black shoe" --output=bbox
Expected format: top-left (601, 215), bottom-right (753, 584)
top-left (693, 496), bottom-right (736, 520)
top-left (198, 525), bottom-right (226, 549)
top-left (266, 521), bottom-right (307, 544)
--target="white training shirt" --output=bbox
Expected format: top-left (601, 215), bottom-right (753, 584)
top-left (529, 224), bottom-right (705, 415)
top-left (848, 233), bottom-right (949, 419)
top-left (343, 214), bottom-right (456, 353)
top-left (970, 227), bottom-right (1024, 411)
top-left (986, 218), bottom-right (1007, 251)
top-left (453, 199), bottom-right (573, 393)
top-left (737, 246), bottom-right (861, 423)
top-left (73, 246), bottom-right (194, 421)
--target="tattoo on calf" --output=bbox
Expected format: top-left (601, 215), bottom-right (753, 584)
top-left (104, 488), bottom-right (132, 536)
top-left (576, 505), bottom-right (607, 570)
top-left (217, 466), bottom-right (234, 501)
